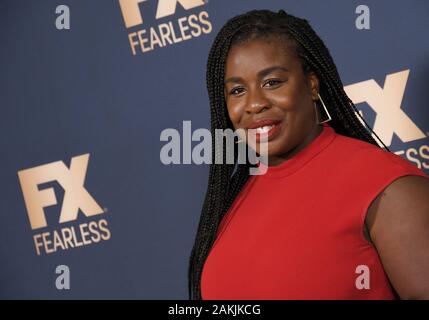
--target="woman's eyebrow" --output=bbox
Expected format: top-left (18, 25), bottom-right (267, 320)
top-left (224, 66), bottom-right (289, 85)
top-left (224, 76), bottom-right (242, 85)
top-left (258, 66), bottom-right (289, 78)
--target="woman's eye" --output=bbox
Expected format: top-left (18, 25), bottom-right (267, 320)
top-left (263, 79), bottom-right (283, 87)
top-left (229, 87), bottom-right (245, 95)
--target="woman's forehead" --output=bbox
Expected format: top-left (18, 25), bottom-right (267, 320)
top-left (225, 37), bottom-right (299, 76)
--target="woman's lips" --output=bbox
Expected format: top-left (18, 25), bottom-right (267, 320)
top-left (247, 122), bottom-right (282, 142)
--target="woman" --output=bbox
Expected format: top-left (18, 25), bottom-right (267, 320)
top-left (188, 9), bottom-right (429, 300)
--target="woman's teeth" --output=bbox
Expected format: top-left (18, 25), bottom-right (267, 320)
top-left (255, 125), bottom-right (274, 134)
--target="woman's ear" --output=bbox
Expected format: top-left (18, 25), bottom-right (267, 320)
top-left (307, 71), bottom-right (320, 101)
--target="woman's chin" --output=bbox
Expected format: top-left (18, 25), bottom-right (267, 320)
top-left (253, 142), bottom-right (281, 157)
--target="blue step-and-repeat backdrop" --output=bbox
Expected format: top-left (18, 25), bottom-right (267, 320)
top-left (1, 0), bottom-right (428, 299)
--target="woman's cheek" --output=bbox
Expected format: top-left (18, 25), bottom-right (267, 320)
top-left (273, 93), bottom-right (294, 110)
top-left (227, 102), bottom-right (243, 125)
top-left (272, 86), bottom-right (298, 110)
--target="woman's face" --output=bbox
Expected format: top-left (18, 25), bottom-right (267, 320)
top-left (224, 36), bottom-right (322, 166)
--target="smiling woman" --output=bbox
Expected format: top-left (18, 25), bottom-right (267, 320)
top-left (224, 36), bottom-right (324, 165)
top-left (188, 9), bottom-right (429, 300)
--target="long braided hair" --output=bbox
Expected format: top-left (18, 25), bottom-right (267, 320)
top-left (188, 9), bottom-right (389, 300)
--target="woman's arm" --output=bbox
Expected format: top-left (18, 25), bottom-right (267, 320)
top-left (366, 175), bottom-right (429, 299)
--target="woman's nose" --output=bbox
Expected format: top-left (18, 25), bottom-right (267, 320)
top-left (245, 88), bottom-right (270, 114)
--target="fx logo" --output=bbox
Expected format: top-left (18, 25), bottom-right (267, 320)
top-left (344, 69), bottom-right (426, 147)
top-left (17, 154), bottom-right (103, 230)
top-left (119, 0), bottom-right (205, 28)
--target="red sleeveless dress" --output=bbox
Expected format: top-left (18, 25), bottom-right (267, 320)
top-left (201, 123), bottom-right (428, 299)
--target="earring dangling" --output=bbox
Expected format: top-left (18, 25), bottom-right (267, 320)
top-left (315, 93), bottom-right (332, 124)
